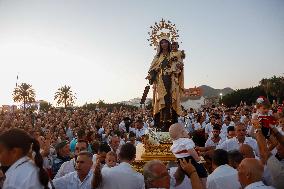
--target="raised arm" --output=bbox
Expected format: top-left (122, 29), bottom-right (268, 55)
top-left (179, 158), bottom-right (203, 189)
top-left (92, 159), bottom-right (102, 189)
top-left (252, 119), bottom-right (270, 163)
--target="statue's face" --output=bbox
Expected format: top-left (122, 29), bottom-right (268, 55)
top-left (160, 40), bottom-right (169, 51)
top-left (171, 42), bottom-right (178, 51)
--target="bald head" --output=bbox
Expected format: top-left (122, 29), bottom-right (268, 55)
top-left (169, 123), bottom-right (187, 140)
top-left (238, 158), bottom-right (264, 187)
top-left (143, 160), bottom-right (170, 188)
top-left (239, 144), bottom-right (255, 158)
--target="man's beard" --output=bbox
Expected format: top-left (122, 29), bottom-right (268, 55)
top-left (213, 135), bottom-right (219, 139)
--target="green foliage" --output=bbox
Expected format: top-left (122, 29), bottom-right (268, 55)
top-left (39, 101), bottom-right (52, 112)
top-left (222, 75), bottom-right (284, 107)
top-left (260, 75), bottom-right (284, 103)
top-left (54, 85), bottom-right (76, 108)
top-left (222, 86), bottom-right (266, 106)
top-left (13, 83), bottom-right (36, 111)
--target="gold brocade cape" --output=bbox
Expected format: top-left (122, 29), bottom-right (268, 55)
top-left (148, 54), bottom-right (184, 116)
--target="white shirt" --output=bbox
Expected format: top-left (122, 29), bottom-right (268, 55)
top-left (119, 121), bottom-right (126, 132)
top-left (3, 156), bottom-right (45, 189)
top-left (205, 137), bottom-right (225, 148)
top-left (193, 122), bottom-right (202, 131)
top-left (171, 138), bottom-right (195, 158)
top-left (220, 123), bottom-right (229, 138)
top-left (240, 115), bottom-right (247, 123)
top-left (205, 123), bottom-right (213, 138)
top-left (135, 127), bottom-right (146, 138)
top-left (178, 116), bottom-right (185, 125)
top-left (244, 181), bottom-right (275, 189)
top-left (201, 121), bottom-right (207, 129)
top-left (52, 170), bottom-right (93, 189)
top-left (54, 158), bottom-right (76, 179)
top-left (229, 121), bottom-right (235, 127)
top-left (98, 128), bottom-right (104, 135)
top-left (129, 127), bottom-right (136, 133)
top-left (100, 162), bottom-right (144, 189)
top-left (217, 136), bottom-right (259, 156)
top-left (267, 155), bottom-right (284, 188)
top-left (206, 164), bottom-right (241, 189)
top-left (169, 167), bottom-right (191, 189)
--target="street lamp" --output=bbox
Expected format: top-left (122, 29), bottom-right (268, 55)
top-left (219, 93), bottom-right (223, 100)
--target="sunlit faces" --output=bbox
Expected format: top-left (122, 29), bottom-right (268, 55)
top-left (258, 106), bottom-right (269, 115)
top-left (0, 143), bottom-right (14, 166)
top-left (59, 143), bottom-right (70, 157)
top-left (235, 124), bottom-right (246, 140)
top-left (212, 129), bottom-right (220, 138)
top-left (150, 163), bottom-right (170, 189)
top-left (75, 141), bottom-right (88, 156)
top-left (227, 130), bottom-right (236, 139)
top-left (110, 136), bottom-right (120, 151)
top-left (75, 154), bottom-right (93, 177)
top-left (0, 143), bottom-right (21, 166)
top-left (105, 151), bottom-right (117, 168)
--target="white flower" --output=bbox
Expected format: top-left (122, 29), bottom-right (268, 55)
top-left (256, 97), bottom-right (264, 104)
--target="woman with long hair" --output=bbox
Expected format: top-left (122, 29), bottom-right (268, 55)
top-left (0, 128), bottom-right (50, 189)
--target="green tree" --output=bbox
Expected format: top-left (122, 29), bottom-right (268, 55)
top-left (267, 76), bottom-right (284, 103)
top-left (260, 75), bottom-right (284, 103)
top-left (13, 83), bottom-right (36, 112)
top-left (54, 85), bottom-right (76, 108)
top-left (39, 101), bottom-right (52, 112)
top-left (222, 86), bottom-right (266, 107)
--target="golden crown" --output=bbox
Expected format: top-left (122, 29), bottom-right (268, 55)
top-left (147, 19), bottom-right (180, 50)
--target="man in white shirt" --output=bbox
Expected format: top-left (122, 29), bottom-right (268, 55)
top-left (196, 126), bottom-right (225, 156)
top-left (205, 117), bottom-right (215, 139)
top-left (135, 119), bottom-right (146, 141)
top-left (118, 120), bottom-right (126, 132)
top-left (109, 135), bottom-right (120, 154)
top-left (220, 117), bottom-right (230, 138)
top-left (238, 158), bottom-right (275, 189)
top-left (52, 151), bottom-right (93, 189)
top-left (217, 122), bottom-right (259, 156)
top-left (54, 140), bottom-right (88, 179)
top-left (93, 143), bottom-right (144, 189)
top-left (206, 149), bottom-right (241, 189)
top-left (143, 159), bottom-right (203, 189)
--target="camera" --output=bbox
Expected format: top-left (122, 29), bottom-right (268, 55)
top-left (258, 115), bottom-right (277, 138)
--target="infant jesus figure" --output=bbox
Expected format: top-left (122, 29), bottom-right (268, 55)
top-left (170, 42), bottom-right (185, 76)
top-left (169, 123), bottom-right (208, 179)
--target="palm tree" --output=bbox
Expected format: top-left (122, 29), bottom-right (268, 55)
top-left (54, 85), bottom-right (76, 108)
top-left (13, 83), bottom-right (36, 112)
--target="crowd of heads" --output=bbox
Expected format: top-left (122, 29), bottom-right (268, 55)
top-left (0, 98), bottom-right (283, 188)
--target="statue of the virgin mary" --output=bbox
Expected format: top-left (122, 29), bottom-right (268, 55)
top-left (146, 19), bottom-right (185, 131)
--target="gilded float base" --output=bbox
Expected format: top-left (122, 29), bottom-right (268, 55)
top-left (132, 142), bottom-right (176, 173)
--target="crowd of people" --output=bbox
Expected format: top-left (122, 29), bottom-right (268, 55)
top-left (0, 97), bottom-right (283, 189)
